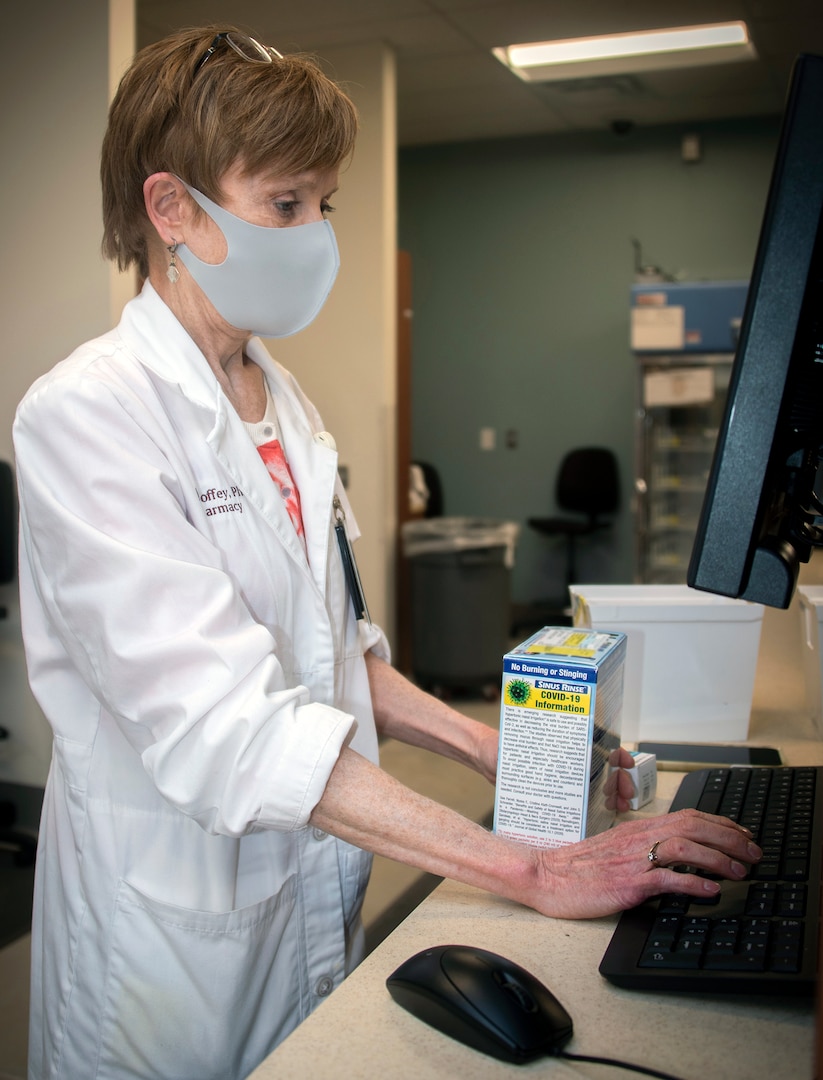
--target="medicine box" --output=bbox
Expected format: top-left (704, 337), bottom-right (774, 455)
top-left (625, 751), bottom-right (658, 810)
top-left (493, 627), bottom-right (626, 849)
top-left (569, 584), bottom-right (764, 743)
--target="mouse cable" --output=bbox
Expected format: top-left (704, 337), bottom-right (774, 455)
top-left (557, 1050), bottom-right (686, 1080)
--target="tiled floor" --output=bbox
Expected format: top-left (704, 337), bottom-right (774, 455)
top-left (0, 696), bottom-right (500, 1078)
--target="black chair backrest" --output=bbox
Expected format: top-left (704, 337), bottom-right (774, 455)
top-left (0, 461), bottom-right (16, 584)
top-left (555, 447), bottom-right (620, 521)
top-left (412, 461), bottom-right (444, 517)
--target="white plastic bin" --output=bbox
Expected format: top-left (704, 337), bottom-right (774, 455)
top-left (569, 584), bottom-right (764, 742)
top-left (797, 586), bottom-right (823, 737)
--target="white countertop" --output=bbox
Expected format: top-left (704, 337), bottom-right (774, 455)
top-left (249, 601), bottom-right (822, 1080)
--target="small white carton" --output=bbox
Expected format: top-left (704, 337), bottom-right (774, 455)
top-left (569, 584), bottom-right (764, 743)
top-left (493, 626), bottom-right (626, 849)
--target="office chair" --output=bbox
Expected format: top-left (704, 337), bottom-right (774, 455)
top-left (528, 447), bottom-right (620, 595)
top-left (410, 460), bottom-right (444, 517)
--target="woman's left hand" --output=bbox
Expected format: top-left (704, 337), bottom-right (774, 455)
top-left (605, 746), bottom-right (641, 812)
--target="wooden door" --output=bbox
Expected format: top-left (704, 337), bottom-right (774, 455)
top-left (395, 251), bottom-right (414, 674)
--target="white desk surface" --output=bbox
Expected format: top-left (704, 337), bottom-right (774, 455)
top-left (249, 603), bottom-right (822, 1080)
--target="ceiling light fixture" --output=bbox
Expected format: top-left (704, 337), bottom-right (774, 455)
top-left (493, 22), bottom-right (756, 82)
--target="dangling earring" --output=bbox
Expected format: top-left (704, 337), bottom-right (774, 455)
top-left (167, 241), bottom-right (180, 284)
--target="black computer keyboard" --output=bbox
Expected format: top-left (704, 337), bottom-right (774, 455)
top-left (599, 766), bottom-right (822, 995)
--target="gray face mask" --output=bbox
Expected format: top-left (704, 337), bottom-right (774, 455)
top-left (174, 182), bottom-right (340, 338)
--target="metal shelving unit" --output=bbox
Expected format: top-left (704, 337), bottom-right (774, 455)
top-left (634, 353), bottom-right (732, 583)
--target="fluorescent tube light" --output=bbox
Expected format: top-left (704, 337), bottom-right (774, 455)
top-left (493, 22), bottom-right (756, 82)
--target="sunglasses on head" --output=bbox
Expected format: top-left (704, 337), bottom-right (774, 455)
top-left (193, 31), bottom-right (283, 81)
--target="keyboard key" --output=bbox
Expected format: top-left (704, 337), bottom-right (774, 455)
top-left (657, 895), bottom-right (691, 914)
top-left (704, 953), bottom-right (767, 972)
top-left (770, 955), bottom-right (802, 973)
top-left (687, 892), bottom-right (722, 907)
top-left (673, 939), bottom-right (705, 957)
top-left (705, 943), bottom-right (736, 961)
top-left (746, 896), bottom-right (775, 916)
top-left (774, 918), bottom-right (804, 941)
top-left (781, 858), bottom-right (809, 880)
top-left (697, 793), bottom-right (722, 815)
top-left (751, 861), bottom-right (781, 881)
top-left (777, 885), bottom-right (807, 917)
top-left (639, 948), bottom-right (702, 970)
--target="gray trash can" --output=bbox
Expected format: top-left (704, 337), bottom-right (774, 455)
top-left (401, 518), bottom-right (519, 696)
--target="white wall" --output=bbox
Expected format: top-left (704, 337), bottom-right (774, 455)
top-left (270, 42), bottom-right (398, 642)
top-left (0, 8), bottom-right (397, 787)
top-left (0, 0), bottom-right (118, 787)
top-left (1, 0), bottom-right (113, 463)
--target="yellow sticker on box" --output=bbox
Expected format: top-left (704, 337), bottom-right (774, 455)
top-left (503, 679), bottom-right (591, 713)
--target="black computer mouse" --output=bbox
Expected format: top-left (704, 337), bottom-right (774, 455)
top-left (386, 944), bottom-right (573, 1065)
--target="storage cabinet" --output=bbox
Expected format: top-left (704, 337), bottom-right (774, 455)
top-left (634, 354), bottom-right (732, 583)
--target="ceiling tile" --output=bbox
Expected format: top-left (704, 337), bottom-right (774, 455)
top-left (136, 0), bottom-right (819, 144)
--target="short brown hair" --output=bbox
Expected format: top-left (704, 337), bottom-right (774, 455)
top-left (101, 25), bottom-right (359, 276)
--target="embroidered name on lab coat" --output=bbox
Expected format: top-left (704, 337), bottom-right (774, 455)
top-left (199, 485), bottom-right (245, 516)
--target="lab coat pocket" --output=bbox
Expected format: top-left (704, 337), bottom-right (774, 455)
top-left (337, 841), bottom-right (372, 937)
top-left (97, 876), bottom-right (300, 1080)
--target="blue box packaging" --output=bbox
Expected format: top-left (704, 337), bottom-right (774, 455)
top-left (630, 280), bottom-right (748, 353)
top-left (493, 627), bottom-right (627, 848)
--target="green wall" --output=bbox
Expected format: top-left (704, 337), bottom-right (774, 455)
top-left (398, 116), bottom-right (782, 606)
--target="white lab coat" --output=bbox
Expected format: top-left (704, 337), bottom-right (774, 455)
top-left (14, 282), bottom-right (389, 1080)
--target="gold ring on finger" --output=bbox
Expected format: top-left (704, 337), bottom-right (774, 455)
top-left (647, 840), bottom-right (663, 865)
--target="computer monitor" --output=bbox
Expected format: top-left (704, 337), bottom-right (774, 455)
top-left (687, 53), bottom-right (823, 609)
